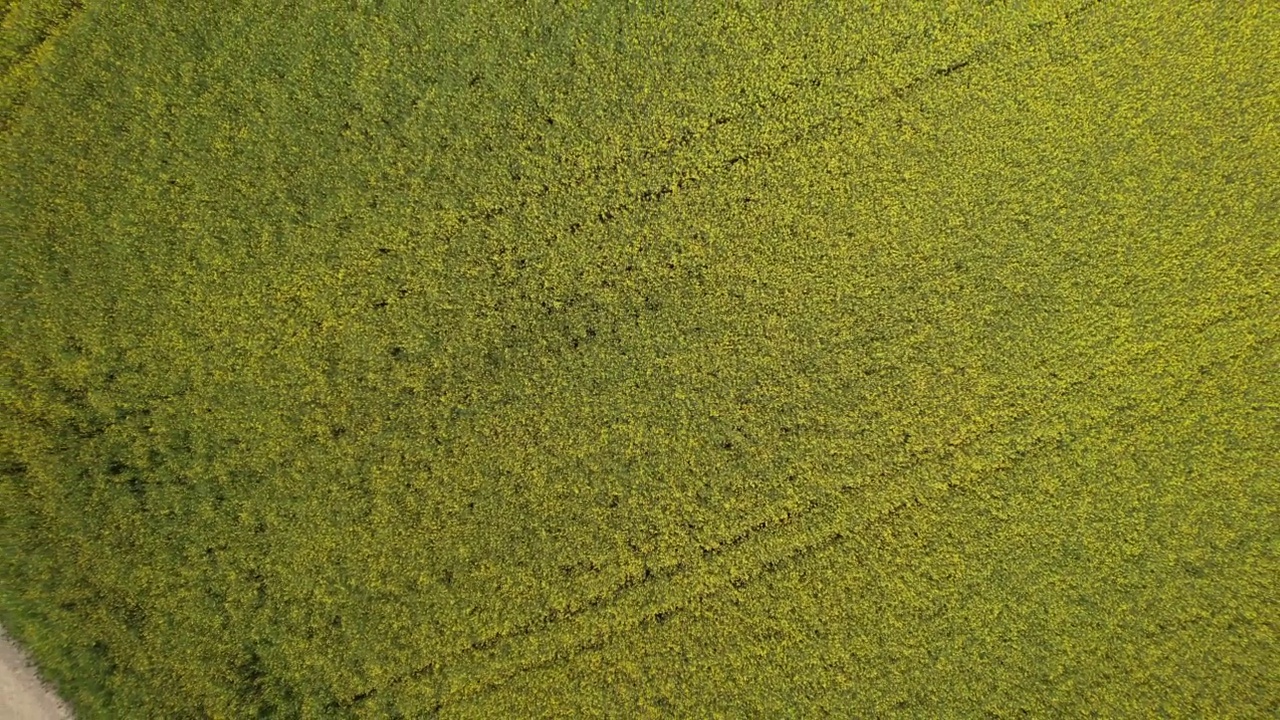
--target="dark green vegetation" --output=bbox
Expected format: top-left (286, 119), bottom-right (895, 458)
top-left (2, 0), bottom-right (1277, 716)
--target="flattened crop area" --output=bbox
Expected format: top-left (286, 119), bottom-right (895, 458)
top-left (2, 1), bottom-right (1276, 717)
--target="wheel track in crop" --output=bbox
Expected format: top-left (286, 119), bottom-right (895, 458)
top-left (337, 10), bottom-right (1071, 692)
top-left (0, 0), bottom-right (85, 135)
top-left (411, 295), bottom-right (1271, 715)
top-left (386, 5), bottom-right (1022, 247)
top-left (423, 0), bottom-right (1104, 258)
top-left (338, 1), bottom-right (1121, 713)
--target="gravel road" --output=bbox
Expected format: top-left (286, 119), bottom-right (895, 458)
top-left (0, 627), bottom-right (72, 720)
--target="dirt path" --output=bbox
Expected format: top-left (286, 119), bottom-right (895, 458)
top-left (0, 627), bottom-right (73, 720)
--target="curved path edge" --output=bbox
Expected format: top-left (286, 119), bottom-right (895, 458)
top-left (0, 625), bottom-right (73, 720)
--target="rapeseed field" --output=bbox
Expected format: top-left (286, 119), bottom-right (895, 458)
top-left (2, 0), bottom-right (1276, 716)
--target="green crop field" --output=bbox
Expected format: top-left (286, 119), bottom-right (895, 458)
top-left (2, 0), bottom-right (1277, 717)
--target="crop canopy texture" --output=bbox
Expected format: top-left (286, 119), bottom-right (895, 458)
top-left (1, 0), bottom-right (1277, 717)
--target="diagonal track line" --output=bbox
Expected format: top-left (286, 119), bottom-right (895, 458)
top-left (418, 297), bottom-right (1270, 713)
top-left (438, 313), bottom-right (1274, 714)
top-left (340, 0), bottom-right (1117, 711)
top-left (454, 0), bottom-right (1107, 251)
top-left (1, 0), bottom-right (85, 135)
